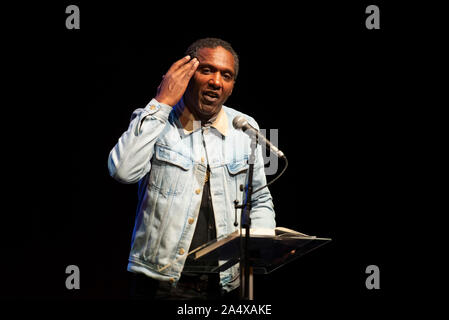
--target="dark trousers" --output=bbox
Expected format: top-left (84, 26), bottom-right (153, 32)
top-left (129, 272), bottom-right (240, 301)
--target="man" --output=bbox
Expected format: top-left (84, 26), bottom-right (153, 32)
top-left (108, 38), bottom-right (276, 300)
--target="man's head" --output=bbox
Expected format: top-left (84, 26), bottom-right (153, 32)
top-left (183, 38), bottom-right (239, 122)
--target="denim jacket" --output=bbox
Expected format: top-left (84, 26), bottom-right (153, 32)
top-left (108, 98), bottom-right (276, 292)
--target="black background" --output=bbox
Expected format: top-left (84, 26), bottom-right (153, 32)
top-left (1, 0), bottom-right (438, 316)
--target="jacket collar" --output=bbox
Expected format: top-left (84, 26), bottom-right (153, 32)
top-left (174, 97), bottom-right (228, 136)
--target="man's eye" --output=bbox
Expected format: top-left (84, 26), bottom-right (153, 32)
top-left (223, 74), bottom-right (233, 81)
top-left (201, 68), bottom-right (211, 74)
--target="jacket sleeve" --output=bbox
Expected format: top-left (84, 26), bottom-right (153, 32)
top-left (108, 98), bottom-right (172, 184)
top-left (246, 118), bottom-right (276, 229)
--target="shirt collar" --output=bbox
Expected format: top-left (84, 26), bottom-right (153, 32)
top-left (175, 97), bottom-right (228, 136)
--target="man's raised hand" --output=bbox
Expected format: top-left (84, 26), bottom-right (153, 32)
top-left (155, 55), bottom-right (199, 107)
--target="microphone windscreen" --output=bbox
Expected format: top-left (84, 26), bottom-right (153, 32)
top-left (232, 116), bottom-right (248, 130)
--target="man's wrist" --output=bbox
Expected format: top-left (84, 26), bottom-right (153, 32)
top-left (154, 96), bottom-right (173, 107)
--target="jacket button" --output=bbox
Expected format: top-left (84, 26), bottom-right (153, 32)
top-left (169, 278), bottom-right (175, 284)
top-left (149, 105), bottom-right (157, 110)
top-left (201, 157), bottom-right (205, 163)
top-left (188, 218), bottom-right (194, 224)
top-left (179, 248), bottom-right (185, 255)
top-left (195, 189), bottom-right (201, 194)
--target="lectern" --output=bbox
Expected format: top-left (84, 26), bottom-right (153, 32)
top-left (183, 227), bottom-right (331, 300)
top-left (201, 117), bottom-right (333, 300)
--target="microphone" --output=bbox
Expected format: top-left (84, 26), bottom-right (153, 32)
top-left (233, 116), bottom-right (285, 159)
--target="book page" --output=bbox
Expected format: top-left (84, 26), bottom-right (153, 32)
top-left (275, 227), bottom-right (314, 238)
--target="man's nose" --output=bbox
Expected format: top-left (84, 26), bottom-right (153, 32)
top-left (208, 72), bottom-right (222, 89)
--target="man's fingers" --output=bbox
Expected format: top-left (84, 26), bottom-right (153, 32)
top-left (185, 59), bottom-right (200, 78)
top-left (156, 56), bottom-right (199, 106)
top-left (174, 57), bottom-right (199, 77)
top-left (166, 55), bottom-right (192, 74)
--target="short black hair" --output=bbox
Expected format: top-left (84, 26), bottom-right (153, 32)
top-left (185, 37), bottom-right (239, 79)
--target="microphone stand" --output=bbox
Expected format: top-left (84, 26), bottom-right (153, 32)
top-left (232, 119), bottom-right (288, 300)
top-left (235, 133), bottom-right (257, 300)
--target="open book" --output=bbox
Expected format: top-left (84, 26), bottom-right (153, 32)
top-left (238, 227), bottom-right (315, 238)
top-left (190, 226), bottom-right (318, 260)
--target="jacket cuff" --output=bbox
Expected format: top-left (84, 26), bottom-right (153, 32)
top-left (143, 98), bottom-right (172, 121)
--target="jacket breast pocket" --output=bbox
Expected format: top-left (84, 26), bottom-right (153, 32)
top-left (225, 158), bottom-right (249, 203)
top-left (226, 159), bottom-right (248, 175)
top-left (226, 158), bottom-right (249, 184)
top-left (148, 145), bottom-right (193, 197)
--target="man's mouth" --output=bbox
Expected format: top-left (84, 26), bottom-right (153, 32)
top-left (202, 90), bottom-right (220, 103)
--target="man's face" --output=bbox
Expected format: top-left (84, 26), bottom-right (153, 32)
top-left (184, 46), bottom-right (236, 119)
